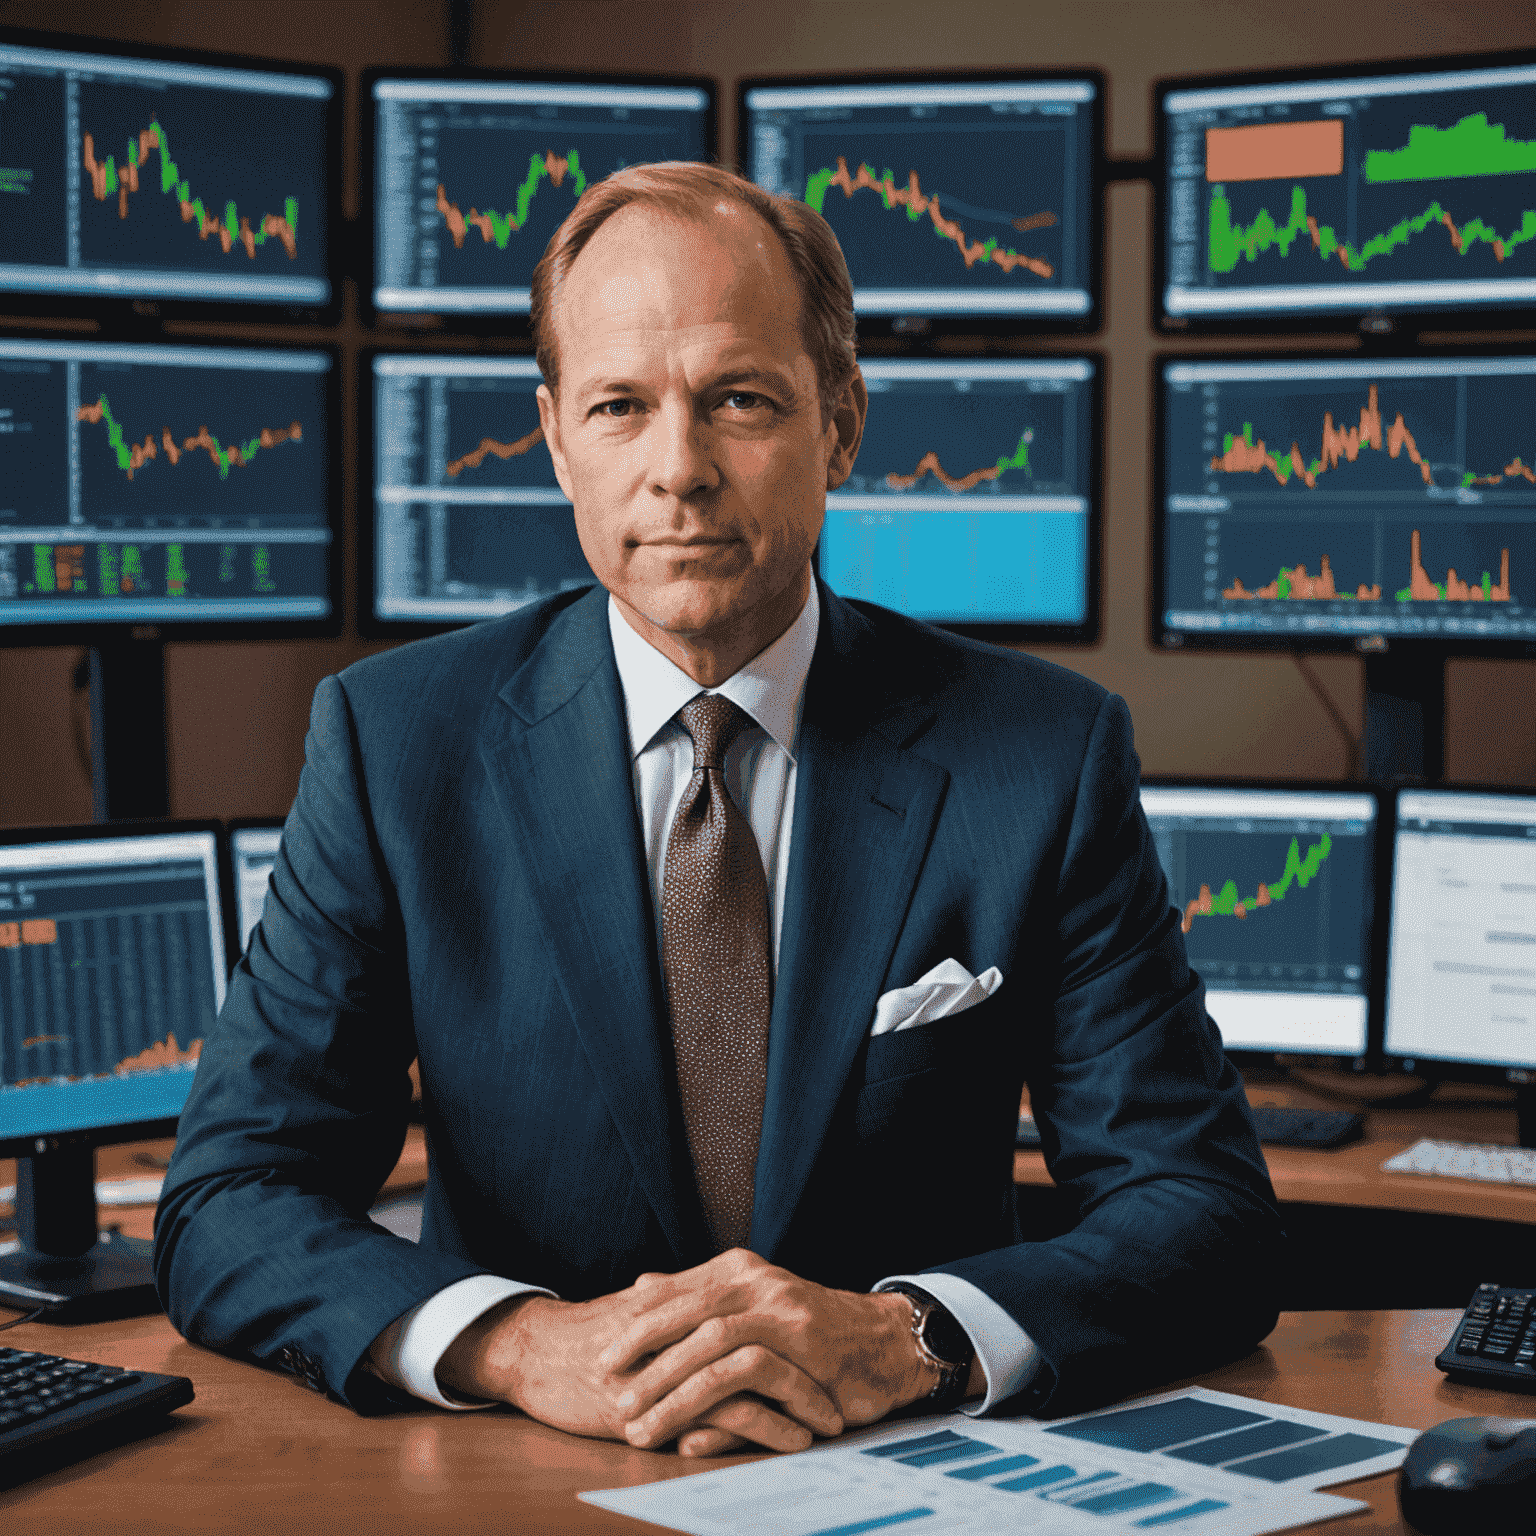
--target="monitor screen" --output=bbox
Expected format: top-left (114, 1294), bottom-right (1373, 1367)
top-left (820, 357), bottom-right (1099, 636)
top-left (1140, 784), bottom-right (1378, 1059)
top-left (366, 352), bottom-right (593, 630)
top-left (0, 826), bottom-right (226, 1146)
top-left (1158, 56), bottom-right (1536, 331)
top-left (0, 336), bottom-right (338, 636)
top-left (368, 73), bottom-right (714, 320)
top-left (230, 824), bottom-right (281, 952)
top-left (1384, 788), bottom-right (1536, 1076)
top-left (1155, 354), bottom-right (1536, 654)
top-left (741, 74), bottom-right (1100, 332)
top-left (0, 32), bottom-right (337, 319)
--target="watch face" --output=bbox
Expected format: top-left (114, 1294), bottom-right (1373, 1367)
top-left (921, 1303), bottom-right (974, 1370)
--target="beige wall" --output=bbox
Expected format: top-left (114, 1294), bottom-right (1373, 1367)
top-left (1, 0), bottom-right (1532, 829)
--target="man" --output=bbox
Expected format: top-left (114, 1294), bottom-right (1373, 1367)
top-left (155, 163), bottom-right (1283, 1457)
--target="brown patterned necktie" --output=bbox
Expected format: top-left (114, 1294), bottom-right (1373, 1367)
top-left (662, 694), bottom-right (772, 1253)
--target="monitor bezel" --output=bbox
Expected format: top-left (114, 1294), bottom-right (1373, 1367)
top-left (0, 329), bottom-right (345, 646)
top-left (736, 67), bottom-right (1107, 343)
top-left (0, 27), bottom-right (344, 329)
top-left (226, 814), bottom-right (286, 958)
top-left (1150, 346), bottom-right (1536, 660)
top-left (1379, 780), bottom-right (1536, 1087)
top-left (357, 344), bottom-right (1104, 645)
top-left (360, 65), bottom-right (720, 335)
top-left (0, 817), bottom-right (233, 1158)
top-left (1152, 48), bottom-right (1536, 339)
top-left (1139, 773), bottom-right (1387, 1070)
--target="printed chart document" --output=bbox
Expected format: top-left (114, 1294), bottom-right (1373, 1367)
top-left (581, 1387), bottom-right (1418, 1536)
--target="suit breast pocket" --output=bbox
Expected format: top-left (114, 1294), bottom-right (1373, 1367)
top-left (853, 988), bottom-right (1009, 1140)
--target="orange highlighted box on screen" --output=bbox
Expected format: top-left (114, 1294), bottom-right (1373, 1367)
top-left (1205, 119), bottom-right (1344, 183)
top-left (0, 919), bottom-right (58, 946)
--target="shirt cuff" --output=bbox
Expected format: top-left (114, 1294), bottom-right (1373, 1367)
top-left (367, 1275), bottom-right (556, 1410)
top-left (875, 1273), bottom-right (1041, 1415)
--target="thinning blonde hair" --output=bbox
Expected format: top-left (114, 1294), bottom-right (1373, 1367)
top-left (529, 161), bottom-right (857, 422)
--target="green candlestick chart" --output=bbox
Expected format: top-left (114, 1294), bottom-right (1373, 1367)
top-left (1181, 832), bottom-right (1332, 933)
top-left (1365, 112), bottom-right (1536, 183)
top-left (1208, 182), bottom-right (1536, 274)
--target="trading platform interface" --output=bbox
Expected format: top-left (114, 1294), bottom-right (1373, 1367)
top-left (744, 78), bottom-right (1097, 319)
top-left (1159, 356), bottom-right (1536, 647)
top-left (1385, 789), bottom-right (1536, 1074)
top-left (1161, 60), bottom-right (1536, 324)
top-left (1141, 786), bottom-right (1377, 1057)
top-left (231, 826), bottom-right (281, 950)
top-left (821, 358), bottom-right (1096, 630)
top-left (0, 338), bottom-right (333, 626)
top-left (371, 77), bottom-right (712, 315)
top-left (371, 354), bottom-right (592, 625)
top-left (0, 830), bottom-right (225, 1140)
top-left (0, 38), bottom-right (333, 309)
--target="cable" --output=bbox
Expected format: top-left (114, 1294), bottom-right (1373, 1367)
top-left (0, 1306), bottom-right (47, 1333)
top-left (1291, 654), bottom-right (1362, 779)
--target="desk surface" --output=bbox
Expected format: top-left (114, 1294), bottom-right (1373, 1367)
top-left (1015, 1080), bottom-right (1536, 1226)
top-left (2, 1309), bottom-right (1529, 1533)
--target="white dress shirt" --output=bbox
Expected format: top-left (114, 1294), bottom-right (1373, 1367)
top-left (370, 582), bottom-right (1039, 1412)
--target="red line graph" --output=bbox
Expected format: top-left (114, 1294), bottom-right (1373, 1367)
top-left (445, 425), bottom-right (545, 477)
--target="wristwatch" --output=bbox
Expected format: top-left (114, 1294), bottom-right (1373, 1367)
top-left (884, 1283), bottom-right (976, 1412)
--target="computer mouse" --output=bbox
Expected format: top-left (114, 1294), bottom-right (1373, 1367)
top-left (1399, 1415), bottom-right (1536, 1533)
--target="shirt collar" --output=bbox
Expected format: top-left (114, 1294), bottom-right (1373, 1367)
top-left (607, 579), bottom-right (821, 762)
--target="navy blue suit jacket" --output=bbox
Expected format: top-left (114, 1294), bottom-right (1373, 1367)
top-left (155, 582), bottom-right (1283, 1416)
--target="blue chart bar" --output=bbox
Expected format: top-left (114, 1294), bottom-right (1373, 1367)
top-left (1136, 1499), bottom-right (1231, 1527)
top-left (1230, 1432), bottom-right (1404, 1483)
top-left (896, 1441), bottom-right (1000, 1468)
top-left (996, 1464), bottom-right (1079, 1491)
top-left (861, 1430), bottom-right (971, 1459)
top-left (1046, 1398), bottom-right (1268, 1452)
top-left (1077, 1482), bottom-right (1183, 1515)
top-left (1166, 1419), bottom-right (1326, 1466)
top-left (804, 1509), bottom-right (935, 1536)
top-left (944, 1453), bottom-right (1040, 1482)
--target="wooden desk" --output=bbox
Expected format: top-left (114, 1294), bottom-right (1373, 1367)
top-left (0, 1308), bottom-right (1525, 1533)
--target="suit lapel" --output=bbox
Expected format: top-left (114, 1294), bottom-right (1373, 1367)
top-left (479, 589), bottom-right (710, 1263)
top-left (751, 587), bottom-right (951, 1259)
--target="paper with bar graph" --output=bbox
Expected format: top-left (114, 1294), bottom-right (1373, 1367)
top-left (580, 1387), bottom-right (1417, 1535)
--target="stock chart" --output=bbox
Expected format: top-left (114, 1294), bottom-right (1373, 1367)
top-left (372, 78), bottom-right (711, 314)
top-left (1141, 787), bottom-right (1376, 1056)
top-left (821, 359), bottom-right (1095, 628)
top-left (0, 339), bottom-right (333, 625)
top-left (1163, 60), bottom-right (1536, 320)
top-left (746, 79), bottom-right (1095, 318)
top-left (371, 355), bottom-right (593, 624)
top-left (1160, 356), bottom-right (1536, 643)
top-left (0, 39), bottom-right (332, 308)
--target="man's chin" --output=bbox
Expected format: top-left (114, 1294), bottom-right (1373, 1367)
top-left (620, 581), bottom-right (758, 642)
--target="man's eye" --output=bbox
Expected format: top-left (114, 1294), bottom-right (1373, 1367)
top-left (723, 391), bottom-right (765, 411)
top-left (596, 399), bottom-right (637, 418)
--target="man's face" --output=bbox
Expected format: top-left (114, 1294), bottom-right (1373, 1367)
top-left (537, 201), bottom-right (863, 657)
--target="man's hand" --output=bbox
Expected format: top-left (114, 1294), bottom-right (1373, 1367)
top-left (596, 1250), bottom-right (943, 1455)
top-left (435, 1277), bottom-right (844, 1455)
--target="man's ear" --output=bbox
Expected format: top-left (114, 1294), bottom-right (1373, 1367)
top-left (536, 383), bottom-right (577, 503)
top-left (825, 367), bottom-right (868, 491)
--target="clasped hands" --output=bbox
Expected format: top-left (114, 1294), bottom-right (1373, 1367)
top-left (436, 1248), bottom-right (961, 1457)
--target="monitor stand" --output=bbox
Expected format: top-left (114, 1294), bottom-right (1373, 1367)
top-left (90, 637), bottom-right (170, 821)
top-left (0, 1138), bottom-right (160, 1322)
top-left (1363, 650), bottom-right (1445, 782)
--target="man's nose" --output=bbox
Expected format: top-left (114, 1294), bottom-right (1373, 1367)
top-left (648, 399), bottom-right (719, 500)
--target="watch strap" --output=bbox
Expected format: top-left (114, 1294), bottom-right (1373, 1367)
top-left (884, 1282), bottom-right (975, 1412)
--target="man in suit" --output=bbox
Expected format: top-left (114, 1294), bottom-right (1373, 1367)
top-left (156, 163), bottom-right (1283, 1458)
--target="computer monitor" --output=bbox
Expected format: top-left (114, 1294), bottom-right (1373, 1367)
top-left (0, 822), bottom-right (229, 1319)
top-left (819, 357), bottom-right (1100, 639)
top-left (228, 821), bottom-right (282, 952)
top-left (1156, 52), bottom-right (1536, 334)
top-left (0, 334), bottom-right (340, 641)
top-left (365, 70), bottom-right (715, 325)
top-left (1154, 353), bottom-right (1536, 657)
top-left (0, 30), bottom-right (340, 324)
top-left (1383, 787), bottom-right (1536, 1087)
top-left (740, 72), bottom-right (1102, 337)
top-left (362, 351), bottom-right (594, 634)
top-left (1140, 783), bottom-right (1380, 1063)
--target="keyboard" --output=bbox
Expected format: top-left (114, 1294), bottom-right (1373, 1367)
top-left (1249, 1105), bottom-right (1365, 1149)
top-left (1382, 1138), bottom-right (1536, 1185)
top-left (0, 1345), bottom-right (193, 1486)
top-left (1435, 1284), bottom-right (1536, 1392)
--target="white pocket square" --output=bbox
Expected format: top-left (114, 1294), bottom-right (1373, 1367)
top-left (870, 958), bottom-right (1004, 1036)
